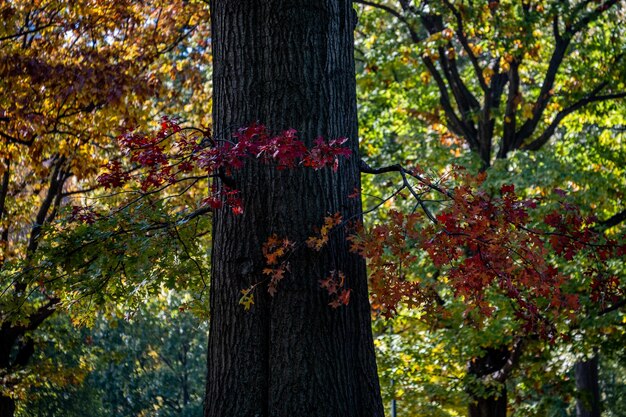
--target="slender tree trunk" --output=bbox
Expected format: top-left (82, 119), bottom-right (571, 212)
top-left (1, 328), bottom-right (19, 417)
top-left (468, 391), bottom-right (506, 417)
top-left (467, 348), bottom-right (509, 417)
top-left (0, 396), bottom-right (16, 417)
top-left (205, 2), bottom-right (383, 416)
top-left (575, 355), bottom-right (601, 417)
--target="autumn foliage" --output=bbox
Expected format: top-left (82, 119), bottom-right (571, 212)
top-left (91, 119), bottom-right (625, 343)
top-left (98, 120), bottom-right (351, 213)
top-left (354, 169), bottom-right (623, 339)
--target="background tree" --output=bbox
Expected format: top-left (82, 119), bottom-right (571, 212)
top-left (17, 291), bottom-right (207, 417)
top-left (353, 1), bottom-right (626, 416)
top-left (0, 1), bottom-right (210, 415)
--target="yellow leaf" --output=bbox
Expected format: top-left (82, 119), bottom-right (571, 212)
top-left (239, 290), bottom-right (254, 311)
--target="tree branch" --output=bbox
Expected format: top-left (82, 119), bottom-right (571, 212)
top-left (598, 298), bottom-right (626, 316)
top-left (488, 337), bottom-right (525, 383)
top-left (499, 59), bottom-right (520, 157)
top-left (0, 159), bottom-right (9, 222)
top-left (522, 88), bottom-right (626, 151)
top-left (437, 43), bottom-right (481, 113)
top-left (359, 159), bottom-right (457, 223)
top-left (517, 0), bottom-right (620, 148)
top-left (26, 157), bottom-right (68, 256)
top-left (353, 0), bottom-right (421, 43)
top-left (442, 0), bottom-right (488, 92)
top-left (597, 208), bottom-right (626, 229)
top-left (515, 38), bottom-right (570, 145)
top-left (0, 130), bottom-right (35, 146)
top-left (422, 57), bottom-right (478, 149)
top-left (567, 0), bottom-right (619, 37)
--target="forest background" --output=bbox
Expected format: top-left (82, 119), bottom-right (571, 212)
top-left (0, 1), bottom-right (625, 417)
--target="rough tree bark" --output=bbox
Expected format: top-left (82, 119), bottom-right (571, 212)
top-left (204, 1), bottom-right (384, 416)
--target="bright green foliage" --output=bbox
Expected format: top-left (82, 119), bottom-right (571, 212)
top-left (374, 314), bottom-right (467, 417)
top-left (356, 0), bottom-right (626, 167)
top-left (17, 291), bottom-right (207, 417)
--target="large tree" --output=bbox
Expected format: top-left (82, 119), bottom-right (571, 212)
top-left (353, 1), bottom-right (626, 416)
top-left (204, 1), bottom-right (384, 416)
top-left (0, 1), bottom-right (209, 415)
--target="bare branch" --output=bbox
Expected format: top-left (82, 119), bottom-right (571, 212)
top-left (499, 60), bottom-right (520, 157)
top-left (441, 0), bottom-right (488, 91)
top-left (359, 158), bottom-right (453, 223)
top-left (597, 208), bottom-right (626, 229)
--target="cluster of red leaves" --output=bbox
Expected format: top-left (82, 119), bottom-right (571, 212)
top-left (302, 137), bottom-right (352, 171)
top-left (427, 182), bottom-right (580, 337)
top-left (69, 205), bottom-right (99, 224)
top-left (319, 270), bottom-right (351, 308)
top-left (96, 160), bottom-right (130, 189)
top-left (230, 124), bottom-right (351, 172)
top-left (98, 117), bottom-right (188, 191)
top-left (201, 185), bottom-right (243, 215)
top-left (97, 120), bottom-right (352, 215)
top-left (351, 168), bottom-right (624, 339)
top-left (348, 211), bottom-right (426, 317)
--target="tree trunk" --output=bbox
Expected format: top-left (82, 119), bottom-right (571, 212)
top-left (468, 392), bottom-right (507, 417)
top-left (467, 348), bottom-right (509, 417)
top-left (0, 396), bottom-right (16, 417)
top-left (0, 326), bottom-right (30, 417)
top-left (575, 355), bottom-right (600, 417)
top-left (205, 2), bottom-right (384, 417)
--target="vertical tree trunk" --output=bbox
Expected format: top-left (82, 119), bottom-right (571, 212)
top-left (468, 392), bottom-right (507, 417)
top-left (0, 331), bottom-right (13, 417)
top-left (575, 355), bottom-right (600, 417)
top-left (0, 327), bottom-right (29, 417)
top-left (205, 2), bottom-right (384, 417)
top-left (467, 348), bottom-right (509, 417)
top-left (0, 396), bottom-right (16, 417)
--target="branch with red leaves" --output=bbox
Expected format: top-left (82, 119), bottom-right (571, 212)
top-left (80, 119), bottom-right (625, 341)
top-left (355, 161), bottom-right (625, 339)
